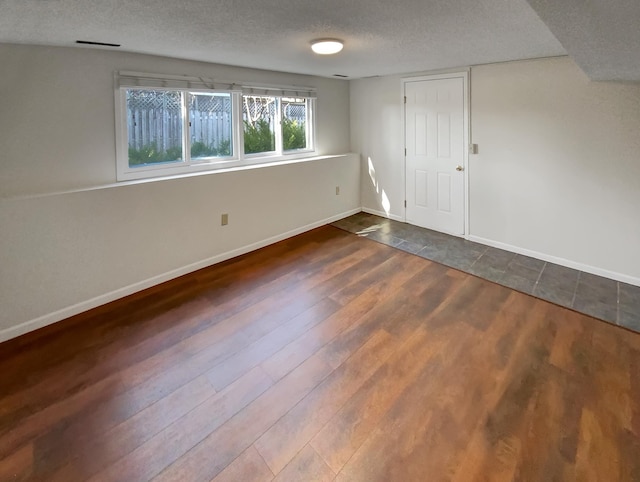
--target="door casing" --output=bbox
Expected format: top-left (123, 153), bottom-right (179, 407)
top-left (401, 71), bottom-right (470, 238)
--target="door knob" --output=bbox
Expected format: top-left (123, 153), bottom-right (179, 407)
top-left (455, 165), bottom-right (464, 171)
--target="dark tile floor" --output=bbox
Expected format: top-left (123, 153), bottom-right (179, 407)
top-left (332, 212), bottom-right (640, 333)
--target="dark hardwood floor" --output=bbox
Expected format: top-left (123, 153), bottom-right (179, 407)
top-left (1, 225), bottom-right (639, 481)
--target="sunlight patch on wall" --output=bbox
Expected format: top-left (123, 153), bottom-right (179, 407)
top-left (368, 156), bottom-right (391, 216)
top-left (368, 156), bottom-right (377, 193)
top-left (381, 189), bottom-right (391, 216)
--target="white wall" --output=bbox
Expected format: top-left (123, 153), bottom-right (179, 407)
top-left (0, 44), bottom-right (358, 341)
top-left (351, 56), bottom-right (640, 283)
top-left (470, 57), bottom-right (640, 282)
top-left (350, 75), bottom-right (405, 221)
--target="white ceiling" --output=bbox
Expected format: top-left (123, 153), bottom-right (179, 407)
top-left (524, 0), bottom-right (640, 81)
top-left (1, 0), bottom-right (637, 81)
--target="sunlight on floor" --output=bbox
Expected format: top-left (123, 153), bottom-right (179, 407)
top-left (355, 225), bottom-right (382, 236)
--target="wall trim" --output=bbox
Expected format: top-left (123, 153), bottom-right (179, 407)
top-left (0, 207), bottom-right (362, 343)
top-left (468, 234), bottom-right (640, 287)
top-left (361, 207), bottom-right (404, 222)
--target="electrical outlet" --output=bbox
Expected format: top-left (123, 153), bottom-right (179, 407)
top-left (221, 213), bottom-right (229, 226)
top-left (336, 186), bottom-right (340, 195)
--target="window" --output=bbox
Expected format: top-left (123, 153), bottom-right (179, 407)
top-left (122, 89), bottom-right (235, 173)
top-left (189, 92), bottom-right (234, 159)
top-left (127, 90), bottom-right (184, 166)
top-left (282, 97), bottom-right (309, 152)
top-left (243, 95), bottom-right (276, 155)
top-left (115, 72), bottom-right (316, 181)
top-left (241, 96), bottom-right (312, 156)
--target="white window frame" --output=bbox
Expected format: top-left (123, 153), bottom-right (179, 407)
top-left (114, 72), bottom-right (316, 182)
top-left (241, 94), bottom-right (280, 159)
top-left (241, 95), bottom-right (315, 160)
top-left (281, 97), bottom-right (315, 154)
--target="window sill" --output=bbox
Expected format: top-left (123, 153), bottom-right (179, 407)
top-left (6, 153), bottom-right (357, 200)
top-left (117, 149), bottom-right (317, 182)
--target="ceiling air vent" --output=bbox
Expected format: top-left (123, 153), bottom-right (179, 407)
top-left (76, 40), bottom-right (121, 47)
top-left (333, 74), bottom-right (348, 78)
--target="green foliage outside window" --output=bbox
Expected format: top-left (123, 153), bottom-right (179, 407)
top-left (128, 118), bottom-right (305, 164)
top-left (128, 145), bottom-right (183, 166)
top-left (128, 140), bottom-right (231, 166)
top-left (243, 118), bottom-right (306, 154)
top-left (282, 118), bottom-right (306, 151)
top-left (243, 119), bottom-right (275, 154)
top-left (190, 140), bottom-right (231, 158)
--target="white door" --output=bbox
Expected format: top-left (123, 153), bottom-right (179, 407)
top-left (405, 75), bottom-right (466, 235)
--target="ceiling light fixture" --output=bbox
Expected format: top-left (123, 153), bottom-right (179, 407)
top-left (311, 39), bottom-right (344, 55)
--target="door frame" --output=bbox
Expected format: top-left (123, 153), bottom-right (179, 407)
top-left (401, 70), bottom-right (470, 238)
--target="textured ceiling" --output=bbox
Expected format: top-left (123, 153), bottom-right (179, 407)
top-left (5, 0), bottom-right (639, 81)
top-left (0, 0), bottom-right (566, 78)
top-left (525, 0), bottom-right (640, 81)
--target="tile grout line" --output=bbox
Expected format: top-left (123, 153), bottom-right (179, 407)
top-left (468, 246), bottom-right (489, 269)
top-left (570, 271), bottom-right (581, 309)
top-left (533, 262), bottom-right (546, 294)
top-left (616, 282), bottom-right (620, 326)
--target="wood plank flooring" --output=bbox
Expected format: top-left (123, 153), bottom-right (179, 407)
top-left (1, 225), bottom-right (639, 481)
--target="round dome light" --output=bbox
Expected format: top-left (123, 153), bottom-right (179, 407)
top-left (311, 39), bottom-right (344, 55)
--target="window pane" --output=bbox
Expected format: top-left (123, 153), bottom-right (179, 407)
top-left (243, 95), bottom-right (276, 154)
top-left (189, 93), bottom-right (233, 159)
top-left (282, 98), bottom-right (307, 151)
top-left (126, 90), bottom-right (184, 167)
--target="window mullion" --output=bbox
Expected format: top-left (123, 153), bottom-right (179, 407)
top-left (234, 92), bottom-right (244, 160)
top-left (182, 91), bottom-right (191, 164)
top-left (274, 98), bottom-right (283, 155)
top-left (308, 99), bottom-right (314, 151)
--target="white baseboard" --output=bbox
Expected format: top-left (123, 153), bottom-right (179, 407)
top-left (0, 207), bottom-right (362, 344)
top-left (468, 235), bottom-right (640, 287)
top-left (361, 207), bottom-right (404, 223)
